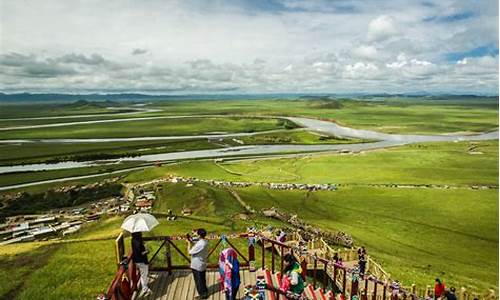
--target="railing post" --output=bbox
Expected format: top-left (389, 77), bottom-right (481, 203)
top-left (261, 239), bottom-right (265, 269)
top-left (342, 269), bottom-right (347, 295)
top-left (383, 284), bottom-right (387, 300)
top-left (313, 256), bottom-right (318, 289)
top-left (271, 244), bottom-right (275, 273)
top-left (280, 245), bottom-right (284, 273)
top-left (333, 264), bottom-right (338, 288)
top-left (165, 238), bottom-right (172, 275)
top-left (300, 256), bottom-right (308, 280)
top-left (364, 277), bottom-right (369, 300)
top-left (323, 262), bottom-right (328, 290)
top-left (373, 280), bottom-right (378, 300)
top-left (249, 233), bottom-right (256, 272)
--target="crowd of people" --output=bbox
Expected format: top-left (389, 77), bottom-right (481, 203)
top-left (131, 230), bottom-right (468, 300)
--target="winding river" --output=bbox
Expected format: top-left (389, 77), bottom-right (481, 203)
top-left (0, 112), bottom-right (498, 185)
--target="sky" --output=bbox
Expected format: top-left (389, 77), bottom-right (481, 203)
top-left (0, 0), bottom-right (498, 94)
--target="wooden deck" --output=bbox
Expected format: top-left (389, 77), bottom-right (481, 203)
top-left (137, 268), bottom-right (257, 300)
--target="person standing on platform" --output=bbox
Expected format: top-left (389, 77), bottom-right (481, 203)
top-left (132, 232), bottom-right (152, 296)
top-left (189, 228), bottom-right (209, 300)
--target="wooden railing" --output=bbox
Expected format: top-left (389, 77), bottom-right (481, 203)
top-left (103, 254), bottom-right (140, 300)
top-left (103, 231), bottom-right (497, 300)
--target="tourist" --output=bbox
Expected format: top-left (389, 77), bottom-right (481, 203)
top-left (277, 229), bottom-right (287, 243)
top-left (391, 280), bottom-right (400, 300)
top-left (358, 255), bottom-right (367, 276)
top-left (338, 257), bottom-right (344, 267)
top-left (131, 232), bottom-right (152, 296)
top-left (189, 228), bottom-right (209, 299)
top-left (279, 253), bottom-right (305, 297)
top-left (425, 291), bottom-right (434, 300)
top-left (445, 287), bottom-right (457, 300)
top-left (333, 252), bottom-right (339, 263)
top-left (219, 248), bottom-right (241, 300)
top-left (358, 246), bottom-right (367, 259)
top-left (434, 278), bottom-right (446, 300)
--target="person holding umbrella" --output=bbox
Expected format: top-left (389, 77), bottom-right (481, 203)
top-left (121, 213), bottom-right (159, 297)
top-left (132, 232), bottom-right (152, 296)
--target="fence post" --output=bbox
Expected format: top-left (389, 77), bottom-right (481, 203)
top-left (165, 238), bottom-right (172, 275)
top-left (271, 244), bottom-right (275, 273)
top-left (261, 239), bottom-right (265, 270)
top-left (373, 280), bottom-right (378, 300)
top-left (324, 262), bottom-right (329, 290)
top-left (343, 269), bottom-right (347, 296)
top-left (248, 235), bottom-right (256, 272)
top-left (300, 256), bottom-right (308, 280)
top-left (313, 256), bottom-right (318, 289)
top-left (280, 246), bottom-right (284, 273)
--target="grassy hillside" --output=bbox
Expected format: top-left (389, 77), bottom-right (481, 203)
top-left (125, 140), bottom-right (499, 186)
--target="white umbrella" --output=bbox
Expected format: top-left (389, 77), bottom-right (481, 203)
top-left (121, 213), bottom-right (159, 233)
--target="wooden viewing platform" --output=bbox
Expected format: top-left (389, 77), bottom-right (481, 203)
top-left (103, 230), bottom-right (497, 300)
top-left (137, 269), bottom-right (256, 300)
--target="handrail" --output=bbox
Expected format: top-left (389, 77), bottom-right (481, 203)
top-left (104, 254), bottom-right (139, 300)
top-left (103, 231), bottom-right (495, 300)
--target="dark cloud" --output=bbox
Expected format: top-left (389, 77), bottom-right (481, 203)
top-left (423, 11), bottom-right (475, 23)
top-left (0, 52), bottom-right (78, 78)
top-left (131, 48), bottom-right (148, 55)
top-left (55, 53), bottom-right (109, 65)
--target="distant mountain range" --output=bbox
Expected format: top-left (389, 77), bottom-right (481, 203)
top-left (0, 92), bottom-right (498, 103)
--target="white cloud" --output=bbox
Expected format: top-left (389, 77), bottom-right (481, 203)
top-left (366, 15), bottom-right (398, 42)
top-left (0, 0), bottom-right (497, 94)
top-left (352, 45), bottom-right (379, 60)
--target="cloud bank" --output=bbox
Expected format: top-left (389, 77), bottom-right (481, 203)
top-left (0, 0), bottom-right (498, 94)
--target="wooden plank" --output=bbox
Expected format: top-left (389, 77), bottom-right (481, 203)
top-left (207, 270), bottom-right (217, 300)
top-left (186, 271), bottom-right (196, 300)
top-left (207, 272), bottom-right (220, 300)
top-left (211, 271), bottom-right (221, 300)
top-left (167, 272), bottom-right (183, 299)
top-left (171, 272), bottom-right (184, 300)
top-left (180, 271), bottom-right (191, 300)
top-left (150, 272), bottom-right (166, 300)
top-left (160, 273), bottom-right (174, 300)
top-left (145, 272), bottom-right (158, 300)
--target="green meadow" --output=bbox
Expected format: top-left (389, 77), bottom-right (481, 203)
top-left (145, 98), bottom-right (499, 134)
top-left (125, 140), bottom-right (499, 186)
top-left (0, 117), bottom-right (292, 139)
top-left (0, 98), bottom-right (498, 298)
top-left (0, 129), bottom-right (363, 167)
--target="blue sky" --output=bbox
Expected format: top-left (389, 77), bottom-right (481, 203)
top-left (0, 0), bottom-right (498, 94)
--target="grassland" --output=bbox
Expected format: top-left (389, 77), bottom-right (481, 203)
top-left (0, 162), bottom-right (144, 188)
top-left (0, 117), bottom-right (293, 139)
top-left (145, 98), bottom-right (498, 134)
top-left (0, 139), bottom-right (220, 166)
top-left (0, 130), bottom-right (364, 167)
top-left (124, 140), bottom-right (499, 186)
top-left (0, 102), bottom-right (132, 119)
top-left (119, 140), bottom-right (499, 291)
top-left (222, 129), bottom-right (366, 146)
top-left (0, 97), bottom-right (498, 298)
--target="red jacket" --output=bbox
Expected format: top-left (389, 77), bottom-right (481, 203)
top-left (435, 283), bottom-right (446, 297)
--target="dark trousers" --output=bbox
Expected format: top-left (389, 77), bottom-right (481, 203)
top-left (192, 269), bottom-right (208, 298)
top-left (225, 288), bottom-right (239, 300)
